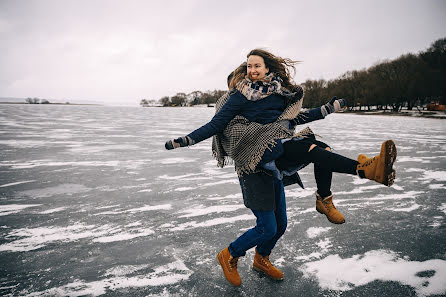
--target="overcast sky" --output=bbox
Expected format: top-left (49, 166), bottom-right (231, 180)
top-left (1, 0), bottom-right (445, 105)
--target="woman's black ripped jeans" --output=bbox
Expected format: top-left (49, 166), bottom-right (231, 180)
top-left (275, 138), bottom-right (359, 198)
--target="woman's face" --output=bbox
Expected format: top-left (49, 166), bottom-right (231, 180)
top-left (247, 55), bottom-right (269, 82)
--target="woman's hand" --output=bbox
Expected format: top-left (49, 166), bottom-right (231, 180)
top-left (321, 96), bottom-right (347, 117)
top-left (165, 136), bottom-right (195, 150)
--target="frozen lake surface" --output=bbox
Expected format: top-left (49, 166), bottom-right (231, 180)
top-left (1, 104), bottom-right (445, 296)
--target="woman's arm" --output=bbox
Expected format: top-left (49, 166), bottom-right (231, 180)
top-left (291, 97), bottom-right (346, 126)
top-left (165, 92), bottom-right (245, 149)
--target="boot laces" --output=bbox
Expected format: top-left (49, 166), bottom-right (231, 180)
top-left (323, 200), bottom-right (336, 210)
top-left (228, 256), bottom-right (238, 271)
top-left (359, 156), bottom-right (376, 168)
top-left (260, 255), bottom-right (271, 267)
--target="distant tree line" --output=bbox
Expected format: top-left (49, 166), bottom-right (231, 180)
top-left (302, 38), bottom-right (446, 111)
top-left (143, 90), bottom-right (226, 107)
top-left (26, 97), bottom-right (50, 104)
top-left (142, 38), bottom-right (445, 111)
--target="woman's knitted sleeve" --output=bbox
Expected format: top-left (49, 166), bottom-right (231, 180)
top-left (187, 92), bottom-right (245, 144)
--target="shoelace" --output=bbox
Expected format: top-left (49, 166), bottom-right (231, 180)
top-left (228, 256), bottom-right (238, 271)
top-left (260, 256), bottom-right (271, 267)
top-left (359, 157), bottom-right (376, 168)
top-left (323, 200), bottom-right (336, 210)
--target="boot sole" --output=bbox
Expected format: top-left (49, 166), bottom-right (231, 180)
top-left (382, 140), bottom-right (397, 186)
top-left (252, 265), bottom-right (284, 281)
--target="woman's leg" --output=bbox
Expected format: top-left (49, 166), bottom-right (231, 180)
top-left (228, 210), bottom-right (277, 258)
top-left (276, 139), bottom-right (346, 224)
top-left (251, 178), bottom-right (286, 280)
top-left (256, 178), bottom-right (287, 256)
top-left (310, 145), bottom-right (345, 224)
top-left (314, 155), bottom-right (333, 198)
top-left (308, 145), bottom-right (359, 175)
top-left (312, 141), bottom-right (333, 198)
top-left (276, 139), bottom-right (358, 175)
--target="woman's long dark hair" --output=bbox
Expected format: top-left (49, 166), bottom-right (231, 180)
top-left (247, 48), bottom-right (300, 91)
top-left (228, 62), bottom-right (247, 90)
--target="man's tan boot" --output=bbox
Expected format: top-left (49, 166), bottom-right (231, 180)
top-left (357, 140), bottom-right (397, 186)
top-left (252, 249), bottom-right (284, 280)
top-left (316, 192), bottom-right (345, 224)
top-left (217, 247), bottom-right (241, 286)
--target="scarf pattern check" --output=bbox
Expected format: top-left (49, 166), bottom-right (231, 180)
top-left (212, 74), bottom-right (311, 176)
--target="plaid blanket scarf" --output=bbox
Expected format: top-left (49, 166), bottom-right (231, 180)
top-left (211, 74), bottom-right (312, 176)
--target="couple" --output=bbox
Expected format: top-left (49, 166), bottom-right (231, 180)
top-left (165, 48), bottom-right (397, 286)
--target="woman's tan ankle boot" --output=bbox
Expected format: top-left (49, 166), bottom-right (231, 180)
top-left (357, 140), bottom-right (397, 186)
top-left (253, 249), bottom-right (284, 280)
top-left (217, 247), bottom-right (241, 286)
top-left (316, 192), bottom-right (345, 224)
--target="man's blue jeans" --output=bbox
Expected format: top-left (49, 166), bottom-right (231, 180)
top-left (228, 178), bottom-right (287, 257)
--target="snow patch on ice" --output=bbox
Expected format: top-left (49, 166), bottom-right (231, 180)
top-left (97, 204), bottom-right (120, 209)
top-left (137, 189), bottom-right (152, 193)
top-left (397, 156), bottom-right (432, 163)
top-left (68, 144), bottom-right (140, 154)
top-left (429, 184), bottom-right (445, 190)
top-left (392, 184), bottom-right (404, 191)
top-left (420, 170), bottom-right (446, 182)
top-left (298, 207), bottom-right (315, 215)
top-left (158, 173), bottom-right (211, 181)
top-left (18, 184), bottom-right (91, 198)
top-left (335, 188), bottom-right (368, 195)
top-left (8, 160), bottom-right (122, 169)
top-left (0, 204), bottom-right (41, 216)
top-left (352, 178), bottom-right (369, 185)
top-left (406, 168), bottom-right (425, 172)
top-left (95, 204), bottom-right (171, 215)
top-left (300, 249), bottom-right (446, 296)
top-left (307, 227), bottom-right (332, 238)
top-left (198, 179), bottom-right (239, 187)
top-left (24, 259), bottom-right (192, 296)
top-left (0, 221), bottom-right (157, 251)
top-left (386, 203), bottom-right (421, 212)
top-left (170, 214), bottom-right (253, 231)
top-left (317, 238), bottom-right (332, 251)
top-left (39, 207), bottom-right (67, 214)
top-left (0, 180), bottom-right (36, 188)
top-left (126, 222), bottom-right (142, 227)
top-left (174, 187), bottom-right (194, 192)
top-left (0, 224), bottom-right (105, 252)
top-left (178, 204), bottom-right (244, 218)
top-left (366, 191), bottom-right (423, 201)
top-left (207, 193), bottom-right (243, 200)
top-left (295, 252), bottom-right (324, 261)
top-left (104, 264), bottom-right (150, 277)
top-left (285, 187), bottom-right (316, 198)
top-left (429, 217), bottom-right (443, 228)
top-left (159, 158), bottom-right (197, 165)
top-left (93, 228), bottom-right (154, 243)
top-left (439, 203), bottom-right (446, 216)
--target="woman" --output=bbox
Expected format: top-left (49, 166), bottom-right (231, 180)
top-left (165, 49), bottom-right (397, 286)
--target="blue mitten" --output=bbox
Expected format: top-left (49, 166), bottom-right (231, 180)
top-left (321, 96), bottom-right (347, 117)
